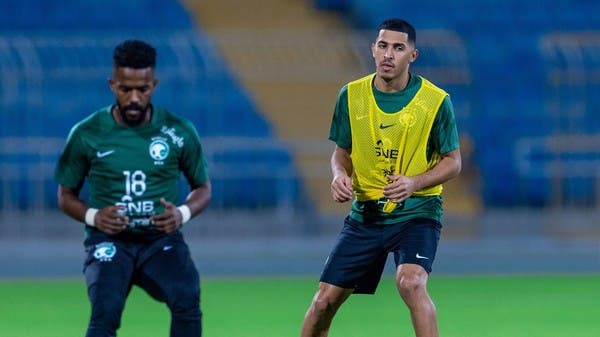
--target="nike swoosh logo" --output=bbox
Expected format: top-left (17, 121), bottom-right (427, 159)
top-left (163, 245), bottom-right (173, 251)
top-left (96, 150), bottom-right (115, 158)
top-left (416, 253), bottom-right (429, 260)
top-left (379, 123), bottom-right (395, 129)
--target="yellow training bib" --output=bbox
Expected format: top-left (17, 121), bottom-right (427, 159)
top-left (348, 74), bottom-right (448, 206)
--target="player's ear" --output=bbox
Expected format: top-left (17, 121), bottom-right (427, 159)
top-left (410, 48), bottom-right (419, 63)
top-left (108, 77), bottom-right (116, 93)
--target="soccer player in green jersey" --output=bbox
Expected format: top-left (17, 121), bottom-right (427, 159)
top-left (300, 19), bottom-right (461, 337)
top-left (54, 40), bottom-right (211, 337)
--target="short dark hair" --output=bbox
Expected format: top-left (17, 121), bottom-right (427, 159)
top-left (377, 19), bottom-right (416, 45)
top-left (113, 40), bottom-right (156, 69)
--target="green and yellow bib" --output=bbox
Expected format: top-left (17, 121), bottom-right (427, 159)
top-left (348, 74), bottom-right (448, 206)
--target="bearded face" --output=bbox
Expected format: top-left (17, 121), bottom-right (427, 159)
top-left (109, 67), bottom-right (158, 127)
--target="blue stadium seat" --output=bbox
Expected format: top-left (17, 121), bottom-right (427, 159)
top-left (0, 0), bottom-right (193, 30)
top-left (336, 0), bottom-right (599, 207)
top-left (0, 1), bottom-right (311, 210)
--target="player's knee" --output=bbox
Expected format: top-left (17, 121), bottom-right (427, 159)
top-left (172, 305), bottom-right (202, 323)
top-left (167, 286), bottom-right (201, 319)
top-left (396, 273), bottom-right (426, 298)
top-left (311, 296), bottom-right (338, 318)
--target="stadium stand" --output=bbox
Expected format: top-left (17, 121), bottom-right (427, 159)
top-left (2, 0), bottom-right (599, 212)
top-left (315, 0), bottom-right (600, 208)
top-left (184, 0), bottom-right (480, 215)
top-left (0, 0), bottom-right (598, 276)
top-left (0, 1), bottom-right (311, 211)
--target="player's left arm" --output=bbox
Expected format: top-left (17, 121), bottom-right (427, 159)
top-left (152, 120), bottom-right (212, 233)
top-left (152, 181), bottom-right (212, 233)
top-left (384, 149), bottom-right (461, 203)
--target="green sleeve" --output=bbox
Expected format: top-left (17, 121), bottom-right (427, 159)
top-left (54, 123), bottom-right (90, 191)
top-left (429, 95), bottom-right (460, 156)
top-left (328, 85), bottom-right (351, 149)
top-left (179, 120), bottom-right (209, 188)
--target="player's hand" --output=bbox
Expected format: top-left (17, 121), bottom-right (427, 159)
top-left (383, 174), bottom-right (418, 203)
top-left (95, 206), bottom-right (128, 235)
top-left (151, 198), bottom-right (182, 234)
top-left (331, 174), bottom-right (353, 203)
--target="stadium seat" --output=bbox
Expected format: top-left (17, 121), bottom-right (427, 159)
top-left (0, 1), bottom-right (311, 210)
top-left (333, 0), bottom-right (599, 207)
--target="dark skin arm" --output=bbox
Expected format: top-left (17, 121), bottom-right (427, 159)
top-left (150, 180), bottom-right (212, 233)
top-left (58, 185), bottom-right (128, 235)
top-left (383, 149), bottom-right (462, 203)
top-left (57, 180), bottom-right (212, 235)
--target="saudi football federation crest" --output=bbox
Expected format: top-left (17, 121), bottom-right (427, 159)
top-left (149, 138), bottom-right (170, 164)
top-left (398, 110), bottom-right (417, 129)
top-left (93, 242), bottom-right (117, 262)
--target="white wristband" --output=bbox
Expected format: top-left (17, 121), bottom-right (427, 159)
top-left (177, 204), bottom-right (191, 224)
top-left (85, 208), bottom-right (98, 227)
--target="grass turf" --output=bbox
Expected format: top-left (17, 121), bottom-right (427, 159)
top-left (0, 274), bottom-right (598, 337)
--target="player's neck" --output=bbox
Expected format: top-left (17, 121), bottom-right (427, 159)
top-left (374, 72), bottom-right (410, 93)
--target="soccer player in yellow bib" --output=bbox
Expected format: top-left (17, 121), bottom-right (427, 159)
top-left (301, 19), bottom-right (461, 337)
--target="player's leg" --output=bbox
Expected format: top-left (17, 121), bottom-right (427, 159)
top-left (301, 216), bottom-right (387, 337)
top-left (389, 218), bottom-right (441, 337)
top-left (301, 282), bottom-right (353, 337)
top-left (136, 232), bottom-right (201, 337)
top-left (396, 264), bottom-right (438, 337)
top-left (84, 238), bottom-right (135, 337)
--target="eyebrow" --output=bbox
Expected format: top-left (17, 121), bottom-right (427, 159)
top-left (118, 84), bottom-right (151, 90)
top-left (378, 40), bottom-right (407, 48)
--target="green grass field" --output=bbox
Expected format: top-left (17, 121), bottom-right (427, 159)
top-left (1, 274), bottom-right (599, 337)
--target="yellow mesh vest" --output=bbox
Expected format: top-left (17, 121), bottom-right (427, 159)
top-left (348, 74), bottom-right (448, 206)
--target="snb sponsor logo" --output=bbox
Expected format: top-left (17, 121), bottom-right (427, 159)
top-left (118, 170), bottom-right (157, 228)
top-left (93, 242), bottom-right (117, 262)
top-left (115, 195), bottom-right (157, 228)
top-left (374, 139), bottom-right (398, 159)
top-left (116, 195), bottom-right (155, 214)
top-left (374, 139), bottom-right (397, 178)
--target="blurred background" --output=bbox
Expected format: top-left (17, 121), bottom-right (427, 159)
top-left (0, 0), bottom-right (598, 278)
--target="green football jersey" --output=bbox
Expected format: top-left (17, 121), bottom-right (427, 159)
top-left (55, 105), bottom-right (209, 234)
top-left (328, 74), bottom-right (460, 225)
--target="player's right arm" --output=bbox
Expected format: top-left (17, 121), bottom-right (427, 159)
top-left (57, 185), bottom-right (128, 234)
top-left (329, 85), bottom-right (354, 203)
top-left (330, 146), bottom-right (353, 203)
top-left (55, 120), bottom-right (127, 234)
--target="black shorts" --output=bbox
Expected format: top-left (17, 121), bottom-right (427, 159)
top-left (320, 216), bottom-right (441, 294)
top-left (83, 230), bottom-right (200, 306)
